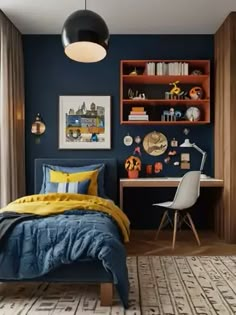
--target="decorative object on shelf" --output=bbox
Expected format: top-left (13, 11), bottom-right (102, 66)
top-left (125, 155), bottom-right (141, 179)
top-left (133, 146), bottom-right (141, 156)
top-left (169, 81), bottom-right (181, 95)
top-left (168, 81), bottom-right (186, 99)
top-left (180, 139), bottom-right (208, 178)
top-left (128, 89), bottom-right (146, 100)
top-left (165, 92), bottom-right (171, 99)
top-left (161, 108), bottom-right (182, 122)
top-left (191, 69), bottom-right (203, 75)
top-left (134, 136), bottom-right (142, 144)
top-left (133, 93), bottom-right (145, 100)
top-left (123, 134), bottom-right (133, 146)
top-left (185, 107), bottom-right (201, 121)
top-left (183, 128), bottom-right (190, 135)
top-left (165, 90), bottom-right (187, 100)
top-left (154, 162), bottom-right (163, 173)
top-left (189, 86), bottom-right (204, 100)
top-left (174, 161), bottom-right (180, 166)
top-left (31, 113), bottom-right (46, 144)
top-left (129, 67), bottom-right (138, 75)
top-left (59, 95), bottom-right (111, 149)
top-left (175, 110), bottom-right (182, 119)
top-left (171, 138), bottom-right (178, 147)
top-left (146, 164), bottom-right (152, 175)
top-left (143, 131), bottom-right (168, 156)
top-left (61, 0), bottom-right (109, 63)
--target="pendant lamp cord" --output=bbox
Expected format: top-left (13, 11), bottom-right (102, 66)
top-left (85, 0), bottom-right (87, 10)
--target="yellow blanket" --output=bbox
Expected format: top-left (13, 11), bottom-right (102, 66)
top-left (0, 193), bottom-right (130, 242)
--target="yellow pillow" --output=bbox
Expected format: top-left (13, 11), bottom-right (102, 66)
top-left (49, 169), bottom-right (98, 196)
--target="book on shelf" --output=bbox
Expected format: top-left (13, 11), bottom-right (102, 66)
top-left (146, 61), bottom-right (189, 76)
top-left (130, 111), bottom-right (146, 115)
top-left (128, 115), bottom-right (149, 120)
top-left (131, 107), bottom-right (145, 112)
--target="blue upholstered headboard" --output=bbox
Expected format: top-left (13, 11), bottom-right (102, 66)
top-left (34, 159), bottom-right (118, 202)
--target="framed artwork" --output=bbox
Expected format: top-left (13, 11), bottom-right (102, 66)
top-left (59, 95), bottom-right (111, 149)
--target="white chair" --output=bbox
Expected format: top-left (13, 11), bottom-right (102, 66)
top-left (153, 171), bottom-right (201, 249)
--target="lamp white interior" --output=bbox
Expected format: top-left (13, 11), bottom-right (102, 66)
top-left (64, 41), bottom-right (107, 63)
top-left (180, 139), bottom-right (192, 147)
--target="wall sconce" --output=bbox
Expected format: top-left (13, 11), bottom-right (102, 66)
top-left (31, 113), bottom-right (46, 144)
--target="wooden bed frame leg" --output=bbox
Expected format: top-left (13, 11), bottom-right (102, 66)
top-left (100, 283), bottom-right (113, 306)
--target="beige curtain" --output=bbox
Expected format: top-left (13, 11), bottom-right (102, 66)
top-left (0, 11), bottom-right (25, 207)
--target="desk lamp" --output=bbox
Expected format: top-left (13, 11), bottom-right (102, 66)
top-left (180, 139), bottom-right (208, 178)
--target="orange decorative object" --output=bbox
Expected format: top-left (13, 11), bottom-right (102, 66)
top-left (125, 155), bottom-right (141, 171)
top-left (154, 162), bottom-right (163, 173)
top-left (128, 170), bottom-right (139, 179)
top-left (146, 164), bottom-right (152, 175)
top-left (125, 155), bottom-right (141, 179)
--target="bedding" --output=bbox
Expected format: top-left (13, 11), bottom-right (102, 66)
top-left (54, 178), bottom-right (91, 194)
top-left (40, 163), bottom-right (107, 197)
top-left (0, 193), bottom-right (130, 307)
top-left (49, 169), bottom-right (98, 195)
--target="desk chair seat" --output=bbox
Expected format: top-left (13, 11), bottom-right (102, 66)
top-left (153, 171), bottom-right (201, 249)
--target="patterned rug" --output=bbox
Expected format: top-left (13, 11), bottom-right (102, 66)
top-left (0, 256), bottom-right (236, 314)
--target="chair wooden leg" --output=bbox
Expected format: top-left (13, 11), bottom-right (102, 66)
top-left (100, 283), bottom-right (113, 306)
top-left (172, 210), bottom-right (178, 249)
top-left (186, 213), bottom-right (201, 246)
top-left (155, 210), bottom-right (167, 240)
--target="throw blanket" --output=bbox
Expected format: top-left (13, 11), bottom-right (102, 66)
top-left (0, 193), bottom-right (130, 242)
top-left (0, 193), bottom-right (130, 308)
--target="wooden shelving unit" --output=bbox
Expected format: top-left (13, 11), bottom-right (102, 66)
top-left (120, 60), bottom-right (210, 125)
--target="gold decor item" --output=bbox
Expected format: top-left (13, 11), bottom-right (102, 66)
top-left (143, 131), bottom-right (168, 156)
top-left (125, 155), bottom-right (141, 179)
top-left (31, 113), bottom-right (46, 144)
top-left (129, 67), bottom-right (138, 75)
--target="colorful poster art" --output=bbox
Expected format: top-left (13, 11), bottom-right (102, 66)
top-left (59, 96), bottom-right (111, 149)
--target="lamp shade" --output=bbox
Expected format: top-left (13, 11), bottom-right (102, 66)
top-left (62, 10), bottom-right (109, 63)
top-left (180, 139), bottom-right (192, 147)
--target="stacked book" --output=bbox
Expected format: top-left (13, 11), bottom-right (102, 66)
top-left (128, 107), bottom-right (149, 121)
top-left (146, 62), bottom-right (189, 75)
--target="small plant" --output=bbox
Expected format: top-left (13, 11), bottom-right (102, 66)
top-left (125, 156), bottom-right (141, 171)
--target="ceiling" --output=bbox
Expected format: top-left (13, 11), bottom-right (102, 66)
top-left (1, 0), bottom-right (236, 34)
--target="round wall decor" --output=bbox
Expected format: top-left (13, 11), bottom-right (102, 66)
top-left (123, 134), bottom-right (133, 146)
top-left (143, 131), bottom-right (168, 156)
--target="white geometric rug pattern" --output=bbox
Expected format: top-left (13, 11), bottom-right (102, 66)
top-left (0, 256), bottom-right (236, 314)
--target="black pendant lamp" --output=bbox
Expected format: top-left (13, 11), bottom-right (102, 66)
top-left (62, 0), bottom-right (109, 63)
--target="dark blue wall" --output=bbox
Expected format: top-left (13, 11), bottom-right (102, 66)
top-left (23, 35), bottom-right (214, 196)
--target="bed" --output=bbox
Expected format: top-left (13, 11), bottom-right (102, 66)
top-left (0, 158), bottom-right (129, 308)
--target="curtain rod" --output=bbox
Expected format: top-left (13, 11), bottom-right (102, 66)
top-left (0, 10), bottom-right (22, 34)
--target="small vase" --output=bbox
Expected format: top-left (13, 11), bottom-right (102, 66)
top-left (128, 170), bottom-right (139, 179)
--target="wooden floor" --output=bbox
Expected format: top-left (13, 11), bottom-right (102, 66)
top-left (126, 230), bottom-right (236, 256)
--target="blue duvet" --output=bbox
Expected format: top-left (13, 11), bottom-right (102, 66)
top-left (0, 210), bottom-right (129, 307)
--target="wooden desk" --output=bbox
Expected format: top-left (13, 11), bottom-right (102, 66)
top-left (119, 178), bottom-right (224, 209)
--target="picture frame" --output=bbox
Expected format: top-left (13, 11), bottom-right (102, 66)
top-left (59, 95), bottom-right (111, 149)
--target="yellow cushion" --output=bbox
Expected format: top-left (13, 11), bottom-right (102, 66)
top-left (49, 169), bottom-right (98, 196)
